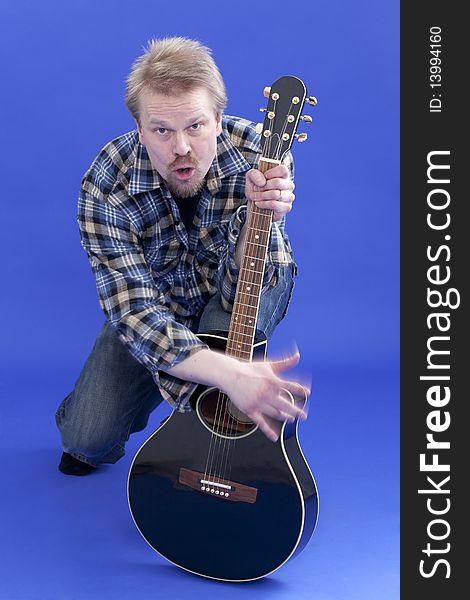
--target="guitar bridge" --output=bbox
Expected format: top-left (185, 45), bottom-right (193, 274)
top-left (179, 467), bottom-right (258, 504)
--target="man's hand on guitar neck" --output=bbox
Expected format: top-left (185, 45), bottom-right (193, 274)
top-left (234, 165), bottom-right (296, 268)
top-left (165, 348), bottom-right (309, 442)
top-left (245, 165), bottom-right (295, 222)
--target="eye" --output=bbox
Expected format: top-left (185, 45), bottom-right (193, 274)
top-left (154, 127), bottom-right (167, 135)
top-left (189, 123), bottom-right (201, 131)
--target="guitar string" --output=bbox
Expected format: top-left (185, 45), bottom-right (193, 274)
top-left (224, 203), bottom-right (273, 487)
top-left (214, 225), bottom-right (262, 488)
top-left (201, 213), bottom-right (269, 485)
top-left (204, 94), bottom-right (295, 492)
top-left (223, 95), bottom-right (299, 483)
top-left (203, 265), bottom-right (253, 487)
top-left (204, 118), bottom-right (275, 488)
top-left (219, 100), bottom-right (285, 487)
top-left (214, 122), bottom-right (275, 486)
top-left (214, 97), bottom-right (289, 488)
top-left (204, 200), bottom-right (264, 489)
top-left (209, 251), bottom-right (256, 487)
top-left (202, 252), bottom-right (260, 489)
top-left (202, 381), bottom-right (228, 486)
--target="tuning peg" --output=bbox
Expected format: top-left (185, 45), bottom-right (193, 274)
top-left (255, 123), bottom-right (264, 134)
top-left (259, 108), bottom-right (267, 112)
top-left (295, 133), bottom-right (308, 142)
top-left (306, 96), bottom-right (318, 106)
top-left (300, 115), bottom-right (313, 123)
top-left (263, 86), bottom-right (271, 98)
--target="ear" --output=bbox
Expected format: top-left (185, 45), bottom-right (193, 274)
top-left (137, 121), bottom-right (145, 146)
top-left (215, 113), bottom-right (222, 136)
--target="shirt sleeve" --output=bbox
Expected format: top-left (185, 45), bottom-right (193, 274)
top-left (217, 151), bottom-right (297, 311)
top-left (77, 183), bottom-right (208, 379)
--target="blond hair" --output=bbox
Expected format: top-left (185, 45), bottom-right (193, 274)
top-left (125, 37), bottom-right (227, 124)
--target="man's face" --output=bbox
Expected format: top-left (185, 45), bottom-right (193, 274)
top-left (137, 87), bottom-right (222, 198)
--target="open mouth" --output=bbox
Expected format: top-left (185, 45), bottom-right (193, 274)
top-left (173, 167), bottom-right (195, 181)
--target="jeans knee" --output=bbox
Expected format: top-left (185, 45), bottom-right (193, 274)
top-left (57, 402), bottom-right (126, 465)
top-left (257, 264), bottom-right (296, 338)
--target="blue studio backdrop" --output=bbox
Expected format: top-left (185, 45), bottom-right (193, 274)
top-left (0, 1), bottom-right (399, 599)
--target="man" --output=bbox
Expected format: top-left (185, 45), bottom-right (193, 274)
top-left (56, 37), bottom-right (308, 476)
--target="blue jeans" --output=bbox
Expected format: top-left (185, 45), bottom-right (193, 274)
top-left (56, 266), bottom-right (295, 466)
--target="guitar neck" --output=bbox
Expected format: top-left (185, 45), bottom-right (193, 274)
top-left (225, 159), bottom-right (278, 361)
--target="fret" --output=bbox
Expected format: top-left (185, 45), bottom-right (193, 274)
top-left (238, 270), bottom-right (262, 278)
top-left (250, 210), bottom-right (273, 221)
top-left (232, 314), bottom-right (256, 323)
top-left (227, 338), bottom-right (253, 347)
top-left (232, 321), bottom-right (256, 331)
top-left (247, 227), bottom-right (270, 235)
top-left (233, 300), bottom-right (259, 311)
top-left (246, 220), bottom-right (271, 230)
top-left (246, 228), bottom-right (271, 236)
top-left (235, 290), bottom-right (260, 300)
top-left (233, 301), bottom-right (259, 311)
top-left (228, 341), bottom-right (255, 353)
top-left (239, 263), bottom-right (265, 273)
top-left (241, 257), bottom-right (263, 267)
top-left (245, 240), bottom-right (269, 249)
top-left (232, 311), bottom-right (257, 321)
top-left (236, 281), bottom-right (263, 292)
top-left (237, 283), bottom-right (260, 293)
top-left (246, 231), bottom-right (269, 245)
top-left (237, 278), bottom-right (262, 287)
top-left (229, 328), bottom-right (256, 339)
top-left (228, 324), bottom-right (256, 334)
top-left (238, 269), bottom-right (263, 285)
top-left (226, 342), bottom-right (252, 351)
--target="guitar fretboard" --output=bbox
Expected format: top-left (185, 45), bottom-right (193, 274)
top-left (226, 159), bottom-right (278, 361)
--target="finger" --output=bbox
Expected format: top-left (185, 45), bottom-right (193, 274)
top-left (281, 379), bottom-right (311, 400)
top-left (264, 164), bottom-right (290, 180)
top-left (250, 188), bottom-right (293, 202)
top-left (255, 200), bottom-right (293, 218)
top-left (246, 168), bottom-right (266, 188)
top-left (252, 412), bottom-right (280, 442)
top-left (270, 351), bottom-right (300, 374)
top-left (257, 178), bottom-right (295, 192)
top-left (276, 390), bottom-right (308, 420)
top-left (262, 401), bottom-right (296, 423)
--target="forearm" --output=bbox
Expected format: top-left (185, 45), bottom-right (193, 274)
top-left (164, 347), bottom-right (240, 394)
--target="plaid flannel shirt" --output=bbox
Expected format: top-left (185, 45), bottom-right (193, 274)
top-left (78, 115), bottom-right (296, 410)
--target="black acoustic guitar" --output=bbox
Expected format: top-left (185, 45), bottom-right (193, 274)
top-left (128, 76), bottom-right (319, 582)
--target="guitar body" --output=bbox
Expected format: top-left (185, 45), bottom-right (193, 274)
top-left (128, 332), bottom-right (318, 581)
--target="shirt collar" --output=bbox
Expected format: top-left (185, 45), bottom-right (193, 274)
top-left (128, 136), bottom-right (163, 196)
top-left (128, 119), bottom-right (258, 197)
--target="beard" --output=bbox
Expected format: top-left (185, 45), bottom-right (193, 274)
top-left (165, 170), bottom-right (206, 198)
top-left (164, 155), bottom-right (206, 198)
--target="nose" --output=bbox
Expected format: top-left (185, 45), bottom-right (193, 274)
top-left (173, 130), bottom-right (191, 156)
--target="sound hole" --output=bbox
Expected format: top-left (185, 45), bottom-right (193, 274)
top-left (196, 388), bottom-right (257, 438)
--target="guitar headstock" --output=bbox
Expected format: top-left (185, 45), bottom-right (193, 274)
top-left (255, 76), bottom-right (317, 162)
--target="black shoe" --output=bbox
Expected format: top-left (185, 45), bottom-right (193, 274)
top-left (58, 452), bottom-right (97, 476)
